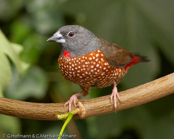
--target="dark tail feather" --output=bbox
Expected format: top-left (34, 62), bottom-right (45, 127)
top-left (125, 53), bottom-right (149, 70)
top-left (133, 53), bottom-right (150, 64)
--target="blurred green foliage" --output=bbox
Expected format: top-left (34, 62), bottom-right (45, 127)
top-left (0, 30), bottom-right (28, 96)
top-left (0, 0), bottom-right (174, 139)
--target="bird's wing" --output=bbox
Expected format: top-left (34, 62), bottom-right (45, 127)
top-left (99, 38), bottom-right (134, 68)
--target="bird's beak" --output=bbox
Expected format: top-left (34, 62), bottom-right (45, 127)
top-left (47, 31), bottom-right (66, 43)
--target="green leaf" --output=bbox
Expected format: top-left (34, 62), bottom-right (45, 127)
top-left (0, 30), bottom-right (29, 93)
top-left (5, 67), bottom-right (48, 100)
top-left (0, 30), bottom-right (29, 73)
top-left (0, 47), bottom-right (12, 93)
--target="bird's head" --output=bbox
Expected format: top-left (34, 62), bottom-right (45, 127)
top-left (47, 25), bottom-right (100, 56)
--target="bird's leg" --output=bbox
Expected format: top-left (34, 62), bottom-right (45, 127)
top-left (64, 91), bottom-right (83, 112)
top-left (110, 82), bottom-right (121, 111)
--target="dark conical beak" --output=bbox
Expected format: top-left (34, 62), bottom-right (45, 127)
top-left (47, 31), bottom-right (65, 43)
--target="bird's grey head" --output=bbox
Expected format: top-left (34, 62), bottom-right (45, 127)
top-left (47, 25), bottom-right (100, 56)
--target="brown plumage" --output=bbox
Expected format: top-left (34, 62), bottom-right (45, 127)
top-left (47, 25), bottom-right (149, 111)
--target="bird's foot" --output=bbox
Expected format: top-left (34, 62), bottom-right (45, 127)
top-left (110, 82), bottom-right (121, 112)
top-left (64, 92), bottom-right (83, 112)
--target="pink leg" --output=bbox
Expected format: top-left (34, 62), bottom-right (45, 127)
top-left (110, 82), bottom-right (121, 111)
top-left (64, 92), bottom-right (83, 112)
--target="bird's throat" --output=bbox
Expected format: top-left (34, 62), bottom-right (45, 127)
top-left (63, 50), bottom-right (71, 58)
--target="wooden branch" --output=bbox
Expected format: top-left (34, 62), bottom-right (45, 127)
top-left (0, 73), bottom-right (174, 120)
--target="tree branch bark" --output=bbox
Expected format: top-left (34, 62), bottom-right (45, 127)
top-left (0, 73), bottom-right (174, 120)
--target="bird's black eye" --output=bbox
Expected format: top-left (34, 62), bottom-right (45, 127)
top-left (68, 32), bottom-right (74, 37)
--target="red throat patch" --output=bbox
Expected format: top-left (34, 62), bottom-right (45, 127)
top-left (63, 50), bottom-right (71, 58)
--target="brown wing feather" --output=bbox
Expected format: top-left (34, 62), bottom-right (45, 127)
top-left (98, 38), bottom-right (134, 68)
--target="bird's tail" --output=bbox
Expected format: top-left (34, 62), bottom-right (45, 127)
top-left (125, 53), bottom-right (149, 70)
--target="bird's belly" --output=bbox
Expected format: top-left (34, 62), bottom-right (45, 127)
top-left (58, 50), bottom-right (126, 88)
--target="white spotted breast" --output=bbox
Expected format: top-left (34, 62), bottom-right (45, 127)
top-left (58, 50), bottom-right (126, 88)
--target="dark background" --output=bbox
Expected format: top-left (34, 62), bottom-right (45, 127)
top-left (0, 0), bottom-right (174, 139)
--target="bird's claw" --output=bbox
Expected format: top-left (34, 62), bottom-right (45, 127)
top-left (110, 82), bottom-right (121, 112)
top-left (64, 94), bottom-right (79, 112)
